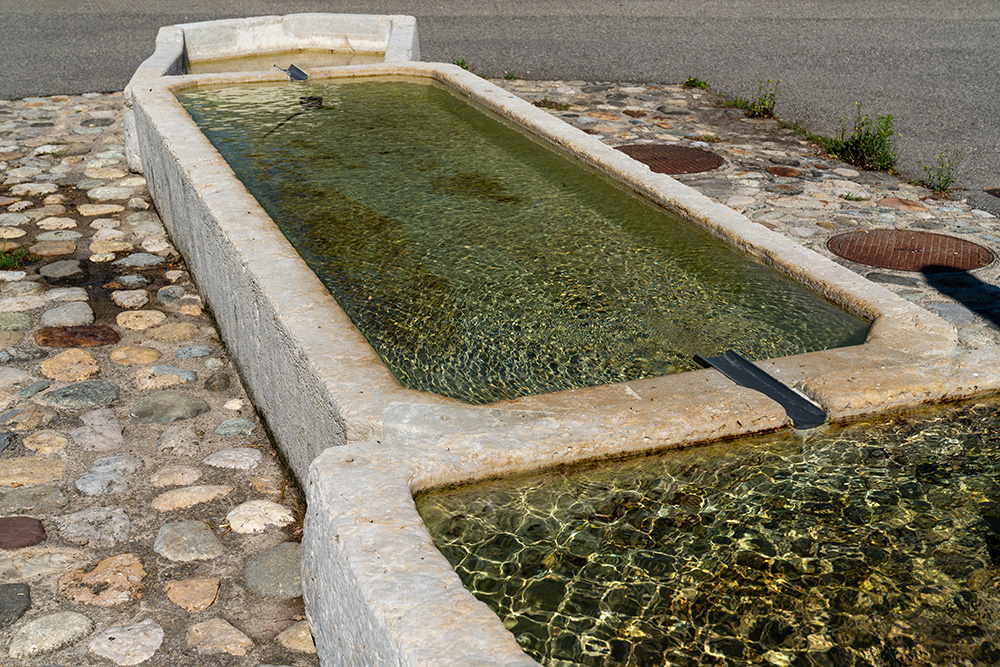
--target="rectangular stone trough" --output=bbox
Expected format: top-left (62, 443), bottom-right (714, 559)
top-left (127, 61), bottom-right (1000, 665)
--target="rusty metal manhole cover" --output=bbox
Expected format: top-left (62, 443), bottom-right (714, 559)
top-left (827, 230), bottom-right (995, 272)
top-left (615, 144), bottom-right (723, 174)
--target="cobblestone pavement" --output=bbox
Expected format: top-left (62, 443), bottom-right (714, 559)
top-left (0, 93), bottom-right (317, 666)
top-left (1, 79), bottom-right (998, 665)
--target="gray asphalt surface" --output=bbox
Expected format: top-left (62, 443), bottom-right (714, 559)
top-left (0, 0), bottom-right (997, 194)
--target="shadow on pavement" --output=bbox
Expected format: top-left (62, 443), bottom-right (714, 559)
top-left (922, 265), bottom-right (1000, 329)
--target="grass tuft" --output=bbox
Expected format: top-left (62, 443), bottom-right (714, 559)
top-left (721, 80), bottom-right (779, 118)
top-left (533, 98), bottom-right (571, 111)
top-left (0, 248), bottom-right (36, 270)
top-left (917, 148), bottom-right (963, 194)
top-left (821, 103), bottom-right (898, 171)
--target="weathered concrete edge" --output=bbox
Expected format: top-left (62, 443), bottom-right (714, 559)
top-left (124, 13), bottom-right (419, 172)
top-left (305, 343), bottom-right (1000, 666)
top-left (124, 25), bottom-right (185, 173)
top-left (302, 385), bottom-right (786, 667)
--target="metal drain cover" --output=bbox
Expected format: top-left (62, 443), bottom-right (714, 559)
top-left (615, 144), bottom-right (723, 174)
top-left (827, 229), bottom-right (995, 272)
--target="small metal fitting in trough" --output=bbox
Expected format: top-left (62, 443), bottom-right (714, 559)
top-left (276, 64), bottom-right (309, 81)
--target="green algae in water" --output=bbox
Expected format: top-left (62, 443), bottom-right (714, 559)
top-left (177, 79), bottom-right (868, 404)
top-left (417, 397), bottom-right (1000, 666)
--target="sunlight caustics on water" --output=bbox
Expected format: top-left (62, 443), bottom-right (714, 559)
top-left (178, 79), bottom-right (868, 404)
top-left (417, 397), bottom-right (1000, 666)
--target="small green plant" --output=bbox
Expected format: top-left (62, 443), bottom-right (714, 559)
top-left (453, 58), bottom-right (474, 71)
top-left (746, 79), bottom-right (779, 118)
top-left (822, 102), bottom-right (897, 171)
top-left (0, 248), bottom-right (35, 270)
top-left (682, 77), bottom-right (709, 89)
top-left (918, 148), bottom-right (963, 193)
top-left (777, 120), bottom-right (835, 148)
top-left (719, 80), bottom-right (779, 118)
top-left (840, 192), bottom-right (869, 201)
top-left (533, 98), bottom-right (570, 111)
top-left (695, 134), bottom-right (722, 143)
top-left (503, 71), bottom-right (518, 80)
top-left (777, 120), bottom-right (806, 135)
top-left (720, 98), bottom-right (749, 111)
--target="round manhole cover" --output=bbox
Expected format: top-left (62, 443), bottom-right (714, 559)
top-left (827, 230), bottom-right (995, 272)
top-left (615, 144), bottom-right (724, 174)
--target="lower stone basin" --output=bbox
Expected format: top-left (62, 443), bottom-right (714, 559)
top-left (416, 396), bottom-right (1000, 666)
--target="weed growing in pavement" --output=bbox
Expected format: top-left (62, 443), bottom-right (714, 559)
top-left (453, 58), bottom-right (474, 71)
top-left (720, 98), bottom-right (748, 111)
top-left (749, 79), bottom-right (779, 118)
top-left (776, 120), bottom-right (826, 144)
top-left (822, 103), bottom-right (898, 171)
top-left (682, 77), bottom-right (709, 89)
top-left (918, 148), bottom-right (963, 193)
top-left (720, 80), bottom-right (779, 118)
top-left (0, 248), bottom-right (36, 270)
top-left (840, 192), bottom-right (869, 201)
top-left (695, 134), bottom-right (723, 143)
top-left (503, 71), bottom-right (518, 80)
top-left (533, 98), bottom-right (571, 111)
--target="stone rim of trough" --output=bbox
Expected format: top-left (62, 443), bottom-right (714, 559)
top-left (129, 62), bottom-right (1000, 663)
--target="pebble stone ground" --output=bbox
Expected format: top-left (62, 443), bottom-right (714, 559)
top-left (0, 93), bottom-right (317, 666)
top-left (1, 78), bottom-right (999, 666)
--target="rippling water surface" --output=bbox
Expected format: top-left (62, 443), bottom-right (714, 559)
top-left (418, 398), bottom-right (1000, 666)
top-left (179, 79), bottom-right (867, 404)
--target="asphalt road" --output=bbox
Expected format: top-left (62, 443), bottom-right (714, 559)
top-left (0, 0), bottom-right (997, 195)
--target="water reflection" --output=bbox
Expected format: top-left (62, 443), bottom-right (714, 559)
top-left (418, 397), bottom-right (1000, 666)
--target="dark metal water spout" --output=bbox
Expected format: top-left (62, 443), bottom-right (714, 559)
top-left (694, 350), bottom-right (827, 429)
top-left (274, 64), bottom-right (308, 81)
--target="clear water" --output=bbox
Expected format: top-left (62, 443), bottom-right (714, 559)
top-left (178, 79), bottom-right (868, 404)
top-left (417, 397), bottom-right (1000, 667)
top-left (186, 50), bottom-right (383, 74)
